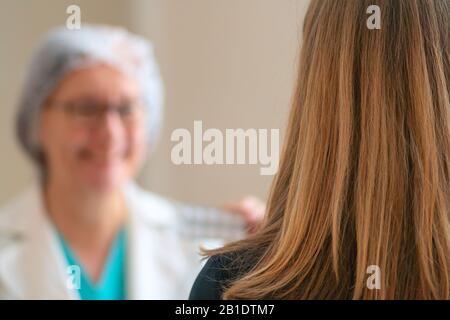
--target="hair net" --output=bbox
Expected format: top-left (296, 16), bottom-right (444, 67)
top-left (16, 24), bottom-right (164, 169)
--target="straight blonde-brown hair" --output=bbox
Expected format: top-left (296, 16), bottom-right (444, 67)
top-left (208, 0), bottom-right (450, 299)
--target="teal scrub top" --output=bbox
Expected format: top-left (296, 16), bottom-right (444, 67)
top-left (57, 228), bottom-right (127, 300)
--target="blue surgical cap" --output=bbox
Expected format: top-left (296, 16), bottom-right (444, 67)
top-left (16, 24), bottom-right (164, 168)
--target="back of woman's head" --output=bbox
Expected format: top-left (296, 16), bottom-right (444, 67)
top-left (212, 0), bottom-right (450, 299)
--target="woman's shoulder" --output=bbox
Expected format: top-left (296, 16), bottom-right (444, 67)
top-left (189, 252), bottom-right (248, 300)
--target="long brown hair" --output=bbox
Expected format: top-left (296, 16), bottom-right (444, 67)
top-left (209, 0), bottom-right (450, 299)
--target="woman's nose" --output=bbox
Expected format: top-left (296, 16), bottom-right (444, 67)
top-left (94, 111), bottom-right (127, 147)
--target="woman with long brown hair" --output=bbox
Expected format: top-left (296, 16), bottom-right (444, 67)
top-left (190, 0), bottom-right (450, 299)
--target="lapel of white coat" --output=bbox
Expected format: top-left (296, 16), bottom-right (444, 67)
top-left (124, 183), bottom-right (185, 300)
top-left (1, 184), bottom-right (77, 299)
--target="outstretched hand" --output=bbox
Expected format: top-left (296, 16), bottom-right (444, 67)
top-left (222, 196), bottom-right (266, 234)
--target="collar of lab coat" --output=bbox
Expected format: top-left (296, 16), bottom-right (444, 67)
top-left (0, 181), bottom-right (185, 299)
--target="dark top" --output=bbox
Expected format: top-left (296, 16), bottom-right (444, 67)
top-left (190, 252), bottom-right (256, 300)
top-left (189, 254), bottom-right (234, 300)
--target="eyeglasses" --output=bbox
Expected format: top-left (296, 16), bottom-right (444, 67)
top-left (45, 98), bottom-right (147, 127)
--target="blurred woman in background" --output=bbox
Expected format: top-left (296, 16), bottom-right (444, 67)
top-left (191, 0), bottom-right (450, 300)
top-left (0, 25), bottom-right (264, 299)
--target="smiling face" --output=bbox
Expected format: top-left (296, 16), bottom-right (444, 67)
top-left (39, 64), bottom-right (148, 193)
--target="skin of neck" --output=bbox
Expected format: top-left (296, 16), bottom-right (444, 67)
top-left (43, 175), bottom-right (128, 283)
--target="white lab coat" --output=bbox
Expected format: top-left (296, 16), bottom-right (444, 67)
top-left (0, 182), bottom-right (244, 299)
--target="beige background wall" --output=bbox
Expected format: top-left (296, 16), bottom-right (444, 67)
top-left (0, 0), bottom-right (309, 206)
